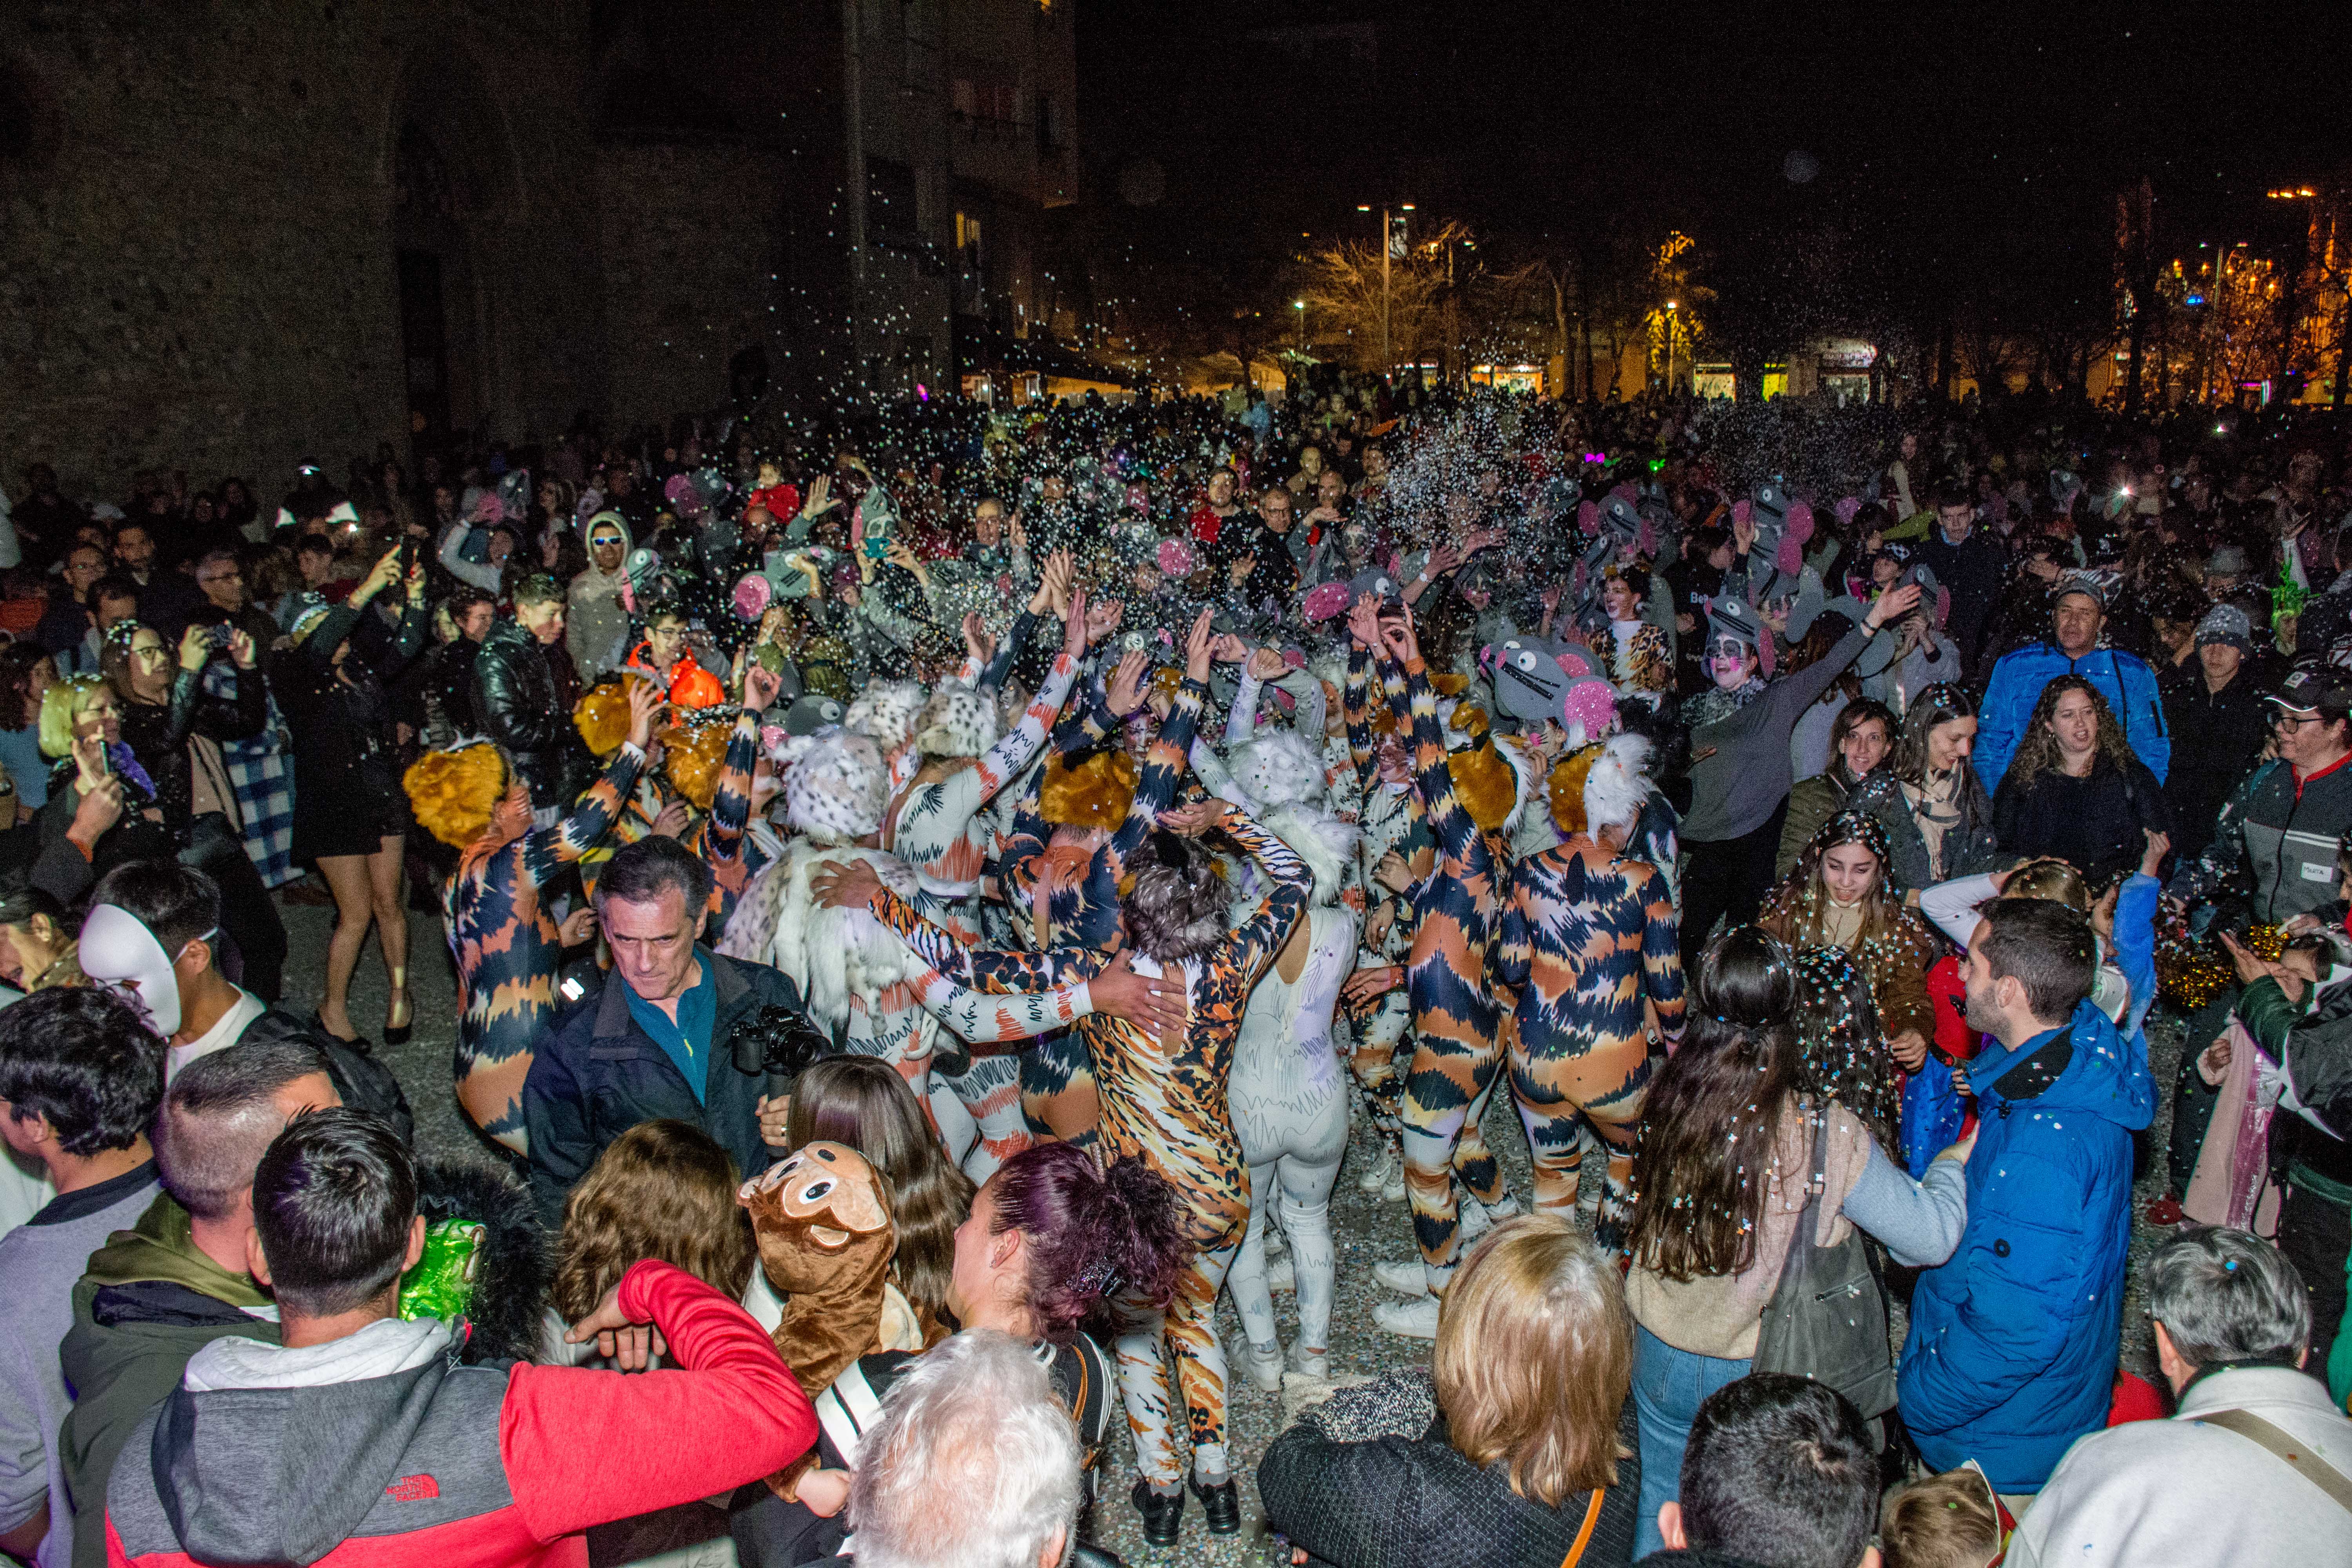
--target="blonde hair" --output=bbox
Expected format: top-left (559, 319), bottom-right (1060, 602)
top-left (2005, 857), bottom-right (2090, 911)
top-left (37, 675), bottom-right (108, 759)
top-left (1879, 1470), bottom-right (2000, 1568)
top-left (1434, 1214), bottom-right (1633, 1505)
top-left (550, 1120), bottom-right (755, 1320)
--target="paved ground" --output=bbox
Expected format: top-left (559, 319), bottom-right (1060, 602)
top-left (293, 897), bottom-right (2186, 1565)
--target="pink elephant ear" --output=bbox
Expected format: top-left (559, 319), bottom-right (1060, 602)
top-left (1578, 499), bottom-right (1601, 536)
top-left (1573, 558), bottom-right (1589, 595)
top-left (1637, 519), bottom-right (1657, 557)
top-left (1834, 495), bottom-right (1861, 528)
top-left (1779, 501), bottom-right (1812, 574)
top-left (1561, 678), bottom-right (1618, 742)
top-left (733, 572), bottom-right (772, 621)
top-left (1758, 634), bottom-right (1776, 679)
top-left (1479, 644), bottom-right (1497, 672)
top-left (1936, 586), bottom-right (1952, 629)
top-left (1610, 481), bottom-right (1637, 505)
top-left (1731, 498), bottom-right (1752, 527)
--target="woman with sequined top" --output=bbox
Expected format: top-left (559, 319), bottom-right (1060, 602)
top-left (1758, 809), bottom-right (1940, 1074)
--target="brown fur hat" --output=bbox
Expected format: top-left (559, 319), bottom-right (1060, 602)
top-left (1039, 748), bottom-right (1138, 828)
top-left (662, 710), bottom-right (733, 810)
top-left (1447, 731), bottom-right (1537, 835)
top-left (573, 674), bottom-right (652, 758)
top-left (402, 743), bottom-right (508, 848)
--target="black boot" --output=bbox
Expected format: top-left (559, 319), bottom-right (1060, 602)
top-left (1130, 1478), bottom-right (1183, 1546)
top-left (1189, 1474), bottom-right (1241, 1535)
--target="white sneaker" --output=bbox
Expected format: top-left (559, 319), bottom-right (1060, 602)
top-left (1373, 1294), bottom-right (1441, 1339)
top-left (1288, 1342), bottom-right (1330, 1378)
top-left (1373, 1258), bottom-right (1430, 1297)
top-left (1356, 1146), bottom-right (1401, 1194)
top-left (1239, 1338), bottom-right (1285, 1392)
top-left (1381, 1164), bottom-right (1407, 1203)
top-left (1265, 1254), bottom-right (1296, 1294)
top-left (1457, 1193), bottom-right (1518, 1241)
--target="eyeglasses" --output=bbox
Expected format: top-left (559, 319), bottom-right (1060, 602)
top-left (2272, 710), bottom-right (2325, 731)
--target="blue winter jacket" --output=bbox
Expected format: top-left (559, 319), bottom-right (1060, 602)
top-left (1895, 998), bottom-right (2156, 1490)
top-left (1975, 642), bottom-right (2169, 798)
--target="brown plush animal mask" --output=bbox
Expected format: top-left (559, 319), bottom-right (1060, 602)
top-left (739, 1142), bottom-right (899, 1396)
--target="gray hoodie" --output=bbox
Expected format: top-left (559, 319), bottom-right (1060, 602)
top-left (566, 511), bottom-right (635, 682)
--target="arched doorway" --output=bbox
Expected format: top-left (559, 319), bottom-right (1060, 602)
top-left (392, 125), bottom-right (461, 451)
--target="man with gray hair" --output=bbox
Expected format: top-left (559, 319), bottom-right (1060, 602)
top-left (845, 1329), bottom-right (1083, 1568)
top-left (2008, 1227), bottom-right (2352, 1566)
top-left (523, 834), bottom-right (804, 1224)
top-left (55, 1038), bottom-right (338, 1568)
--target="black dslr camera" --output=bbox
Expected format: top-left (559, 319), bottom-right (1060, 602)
top-left (729, 1004), bottom-right (834, 1098)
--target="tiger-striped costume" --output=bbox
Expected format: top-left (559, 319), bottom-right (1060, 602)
top-left (696, 706), bottom-right (774, 939)
top-left (1494, 833), bottom-right (1685, 1241)
top-left (989, 688), bottom-right (1180, 1145)
top-left (863, 690), bottom-right (1309, 1490)
top-left (878, 650), bottom-right (1081, 1172)
top-left (445, 741), bottom-right (644, 1152)
top-left (1340, 647), bottom-right (1432, 1152)
top-left (1397, 655), bottom-right (1515, 1293)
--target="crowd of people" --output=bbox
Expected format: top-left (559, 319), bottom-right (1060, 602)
top-left (2, 375), bottom-right (2351, 1568)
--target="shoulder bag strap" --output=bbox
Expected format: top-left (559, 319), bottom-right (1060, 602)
top-left (2196, 1408), bottom-right (2352, 1514)
top-left (1559, 1486), bottom-right (1606, 1568)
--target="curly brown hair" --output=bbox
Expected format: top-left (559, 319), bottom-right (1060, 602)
top-left (550, 1120), bottom-right (754, 1320)
top-left (2006, 674), bottom-right (2134, 788)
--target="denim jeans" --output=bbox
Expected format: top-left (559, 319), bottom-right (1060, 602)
top-left (1632, 1323), bottom-right (1752, 1559)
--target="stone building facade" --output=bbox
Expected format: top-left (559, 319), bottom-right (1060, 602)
top-left (0, 0), bottom-right (1073, 500)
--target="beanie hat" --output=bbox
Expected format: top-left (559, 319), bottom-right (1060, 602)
top-left (2193, 603), bottom-right (2254, 655)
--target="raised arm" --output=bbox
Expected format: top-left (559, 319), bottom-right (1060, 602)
top-left (1109, 632), bottom-right (1207, 866)
top-left (702, 703), bottom-right (766, 871)
top-left (1220, 806), bottom-right (1311, 984)
top-left (519, 681), bottom-right (663, 881)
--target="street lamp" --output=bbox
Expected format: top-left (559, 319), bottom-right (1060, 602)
top-left (1294, 299), bottom-right (1307, 353)
top-left (1664, 300), bottom-right (1678, 393)
top-left (1357, 202), bottom-right (1413, 379)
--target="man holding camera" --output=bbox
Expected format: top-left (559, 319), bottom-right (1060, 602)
top-left (521, 835), bottom-right (805, 1225)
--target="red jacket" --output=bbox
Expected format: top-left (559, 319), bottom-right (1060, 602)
top-left (106, 1261), bottom-right (813, 1568)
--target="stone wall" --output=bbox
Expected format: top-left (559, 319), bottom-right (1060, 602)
top-left (0, 2), bottom-right (604, 500)
top-left (596, 138), bottom-right (791, 435)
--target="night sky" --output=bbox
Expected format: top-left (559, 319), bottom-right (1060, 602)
top-left (1078, 0), bottom-right (2352, 272)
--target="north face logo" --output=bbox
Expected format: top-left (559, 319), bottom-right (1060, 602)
top-left (385, 1474), bottom-right (441, 1502)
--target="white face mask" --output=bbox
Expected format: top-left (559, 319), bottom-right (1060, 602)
top-left (79, 904), bottom-right (202, 1037)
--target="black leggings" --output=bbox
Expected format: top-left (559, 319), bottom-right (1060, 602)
top-left (1679, 796), bottom-right (1791, 979)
